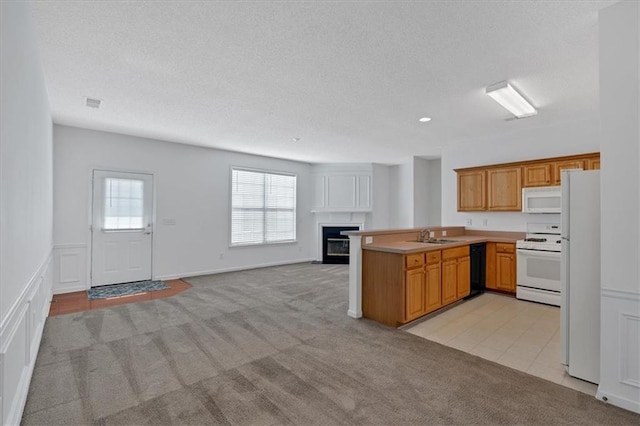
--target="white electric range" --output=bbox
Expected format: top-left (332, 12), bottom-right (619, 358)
top-left (515, 223), bottom-right (562, 306)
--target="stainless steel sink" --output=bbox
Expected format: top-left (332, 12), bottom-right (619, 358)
top-left (408, 239), bottom-right (460, 244)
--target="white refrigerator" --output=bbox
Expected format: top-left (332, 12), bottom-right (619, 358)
top-left (560, 169), bottom-right (600, 384)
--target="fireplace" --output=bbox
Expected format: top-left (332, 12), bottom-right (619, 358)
top-left (322, 226), bottom-right (360, 264)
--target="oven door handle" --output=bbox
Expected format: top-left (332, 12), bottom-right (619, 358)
top-left (516, 248), bottom-right (561, 257)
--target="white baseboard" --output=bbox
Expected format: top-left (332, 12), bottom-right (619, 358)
top-left (347, 309), bottom-right (362, 318)
top-left (1, 251), bottom-right (53, 426)
top-left (155, 258), bottom-right (315, 281)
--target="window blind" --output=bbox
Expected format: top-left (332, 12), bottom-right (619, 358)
top-left (231, 168), bottom-right (296, 245)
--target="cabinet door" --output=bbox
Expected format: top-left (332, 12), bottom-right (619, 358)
top-left (405, 268), bottom-right (426, 322)
top-left (523, 163), bottom-right (552, 187)
top-left (552, 160), bottom-right (585, 185)
top-left (425, 262), bottom-right (441, 313)
top-left (496, 252), bottom-right (516, 293)
top-left (457, 170), bottom-right (486, 211)
top-left (485, 243), bottom-right (497, 290)
top-left (487, 167), bottom-right (522, 211)
top-left (441, 259), bottom-right (458, 305)
top-left (456, 256), bottom-right (470, 299)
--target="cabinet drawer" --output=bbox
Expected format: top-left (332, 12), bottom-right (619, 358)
top-left (426, 250), bottom-right (441, 265)
top-left (496, 243), bottom-right (515, 254)
top-left (442, 246), bottom-right (469, 260)
top-left (405, 253), bottom-right (425, 268)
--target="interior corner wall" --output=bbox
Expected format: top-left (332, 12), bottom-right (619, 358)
top-left (0, 2), bottom-right (54, 425)
top-left (597, 0), bottom-right (640, 414)
top-left (52, 125), bottom-right (313, 292)
top-left (370, 163), bottom-right (391, 230)
top-left (388, 161), bottom-right (414, 228)
top-left (426, 159), bottom-right (442, 226)
top-left (440, 118), bottom-right (601, 231)
top-left (413, 158), bottom-right (430, 227)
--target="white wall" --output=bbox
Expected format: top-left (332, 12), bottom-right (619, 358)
top-left (413, 158), bottom-right (430, 227)
top-left (0, 2), bottom-right (54, 425)
top-left (426, 159), bottom-right (442, 226)
top-left (388, 161), bottom-right (414, 228)
top-left (441, 118), bottom-right (600, 231)
top-left (388, 157), bottom-right (441, 229)
top-left (413, 158), bottom-right (442, 227)
top-left (597, 0), bottom-right (640, 413)
top-left (370, 163), bottom-right (391, 230)
top-left (53, 125), bottom-right (313, 291)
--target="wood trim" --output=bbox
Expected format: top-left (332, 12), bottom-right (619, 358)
top-left (454, 152), bottom-right (599, 173)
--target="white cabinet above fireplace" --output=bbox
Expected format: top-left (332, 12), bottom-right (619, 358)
top-left (311, 165), bottom-right (372, 213)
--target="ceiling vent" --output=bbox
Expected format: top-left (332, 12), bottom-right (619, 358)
top-left (84, 97), bottom-right (102, 109)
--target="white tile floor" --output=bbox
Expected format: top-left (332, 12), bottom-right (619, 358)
top-left (405, 292), bottom-right (598, 395)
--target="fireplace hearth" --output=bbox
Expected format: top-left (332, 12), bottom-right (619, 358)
top-left (322, 226), bottom-right (359, 264)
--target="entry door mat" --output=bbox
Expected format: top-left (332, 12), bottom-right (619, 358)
top-left (87, 280), bottom-right (169, 300)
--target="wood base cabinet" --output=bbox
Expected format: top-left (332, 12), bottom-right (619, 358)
top-left (405, 266), bottom-right (427, 322)
top-left (425, 261), bottom-right (442, 313)
top-left (362, 248), bottom-right (447, 327)
top-left (442, 246), bottom-right (470, 306)
top-left (485, 242), bottom-right (516, 294)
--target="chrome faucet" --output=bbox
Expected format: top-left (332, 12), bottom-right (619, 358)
top-left (419, 229), bottom-right (431, 242)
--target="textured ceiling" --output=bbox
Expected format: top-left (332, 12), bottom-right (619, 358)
top-left (30, 1), bottom-right (612, 164)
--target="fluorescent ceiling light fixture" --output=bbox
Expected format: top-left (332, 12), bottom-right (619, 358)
top-left (485, 81), bottom-right (537, 118)
top-left (419, 117), bottom-right (431, 122)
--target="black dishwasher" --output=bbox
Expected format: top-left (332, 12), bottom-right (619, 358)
top-left (467, 243), bottom-right (486, 299)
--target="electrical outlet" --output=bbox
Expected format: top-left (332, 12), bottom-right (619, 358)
top-left (442, 230), bottom-right (447, 236)
top-left (466, 219), bottom-right (472, 226)
top-left (482, 218), bottom-right (488, 227)
top-left (365, 236), bottom-right (373, 244)
top-left (429, 231), bottom-right (435, 238)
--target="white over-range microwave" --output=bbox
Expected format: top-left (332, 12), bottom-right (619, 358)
top-left (522, 186), bottom-right (562, 213)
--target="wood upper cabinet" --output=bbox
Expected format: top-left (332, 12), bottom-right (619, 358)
top-left (552, 160), bottom-right (585, 185)
top-left (495, 243), bottom-right (516, 293)
top-left (458, 170), bottom-right (486, 211)
top-left (404, 267), bottom-right (427, 322)
top-left (523, 164), bottom-right (552, 187)
top-left (487, 166), bottom-right (522, 211)
top-left (586, 156), bottom-right (600, 170)
top-left (456, 153), bottom-right (599, 211)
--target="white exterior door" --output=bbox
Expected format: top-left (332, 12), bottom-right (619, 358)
top-left (91, 170), bottom-right (153, 286)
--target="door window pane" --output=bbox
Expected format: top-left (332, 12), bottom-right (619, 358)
top-left (103, 178), bottom-right (145, 229)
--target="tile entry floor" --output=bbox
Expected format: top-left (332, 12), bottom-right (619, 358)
top-left (404, 292), bottom-right (598, 396)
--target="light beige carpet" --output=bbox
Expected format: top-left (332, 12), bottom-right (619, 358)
top-left (23, 263), bottom-right (640, 424)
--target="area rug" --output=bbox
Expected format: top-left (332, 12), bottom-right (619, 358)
top-left (87, 280), bottom-right (169, 300)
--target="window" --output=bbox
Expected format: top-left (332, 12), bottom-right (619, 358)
top-left (103, 178), bottom-right (145, 229)
top-left (231, 168), bottom-right (296, 245)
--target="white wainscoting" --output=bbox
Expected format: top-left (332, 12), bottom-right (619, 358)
top-left (597, 288), bottom-right (640, 414)
top-left (53, 244), bottom-right (88, 294)
top-left (0, 252), bottom-right (53, 426)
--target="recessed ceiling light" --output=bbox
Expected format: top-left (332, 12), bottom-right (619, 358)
top-left (292, 137), bottom-right (301, 142)
top-left (419, 117), bottom-right (431, 122)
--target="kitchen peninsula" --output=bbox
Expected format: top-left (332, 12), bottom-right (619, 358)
top-left (343, 227), bottom-right (524, 327)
